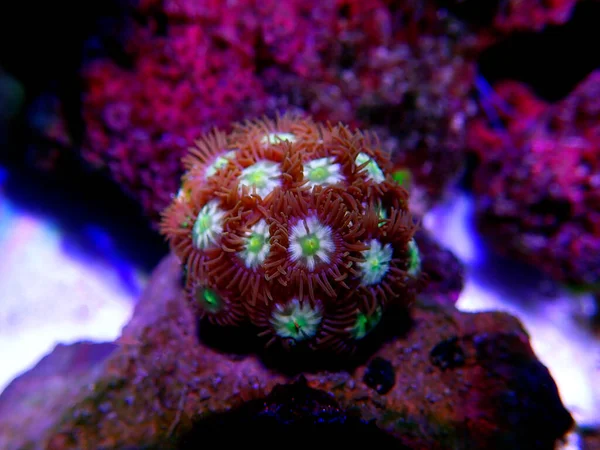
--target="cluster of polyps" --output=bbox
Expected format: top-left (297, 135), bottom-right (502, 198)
top-left (160, 113), bottom-right (424, 353)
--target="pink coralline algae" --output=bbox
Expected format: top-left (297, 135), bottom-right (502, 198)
top-left (76, 0), bottom-right (478, 223)
top-left (262, 0), bottom-right (478, 209)
top-left (82, 20), bottom-right (268, 219)
top-left (468, 71), bottom-right (600, 287)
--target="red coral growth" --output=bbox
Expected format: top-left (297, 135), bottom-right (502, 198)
top-left (82, 16), bottom-right (268, 222)
top-left (160, 114), bottom-right (425, 353)
top-left (63, 0), bottom-right (477, 223)
top-left (262, 0), bottom-right (478, 208)
top-left (468, 72), bottom-right (600, 286)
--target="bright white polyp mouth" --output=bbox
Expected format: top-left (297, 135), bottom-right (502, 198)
top-left (270, 298), bottom-right (322, 341)
top-left (192, 201), bottom-right (225, 250)
top-left (303, 157), bottom-right (344, 187)
top-left (205, 150), bottom-right (236, 179)
top-left (238, 160), bottom-right (282, 198)
top-left (238, 219), bottom-right (271, 269)
top-left (356, 152), bottom-right (385, 183)
top-left (288, 216), bottom-right (335, 272)
top-left (261, 132), bottom-right (296, 145)
top-left (407, 238), bottom-right (421, 276)
top-left (358, 239), bottom-right (393, 286)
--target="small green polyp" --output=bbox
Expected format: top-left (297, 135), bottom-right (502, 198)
top-left (350, 306), bottom-right (382, 340)
top-left (196, 214), bottom-right (211, 234)
top-left (392, 168), bottom-right (412, 188)
top-left (194, 287), bottom-right (222, 314)
top-left (300, 234), bottom-right (321, 256)
top-left (270, 298), bottom-right (322, 342)
top-left (205, 150), bottom-right (236, 179)
top-left (309, 167), bottom-right (329, 182)
top-left (356, 152), bottom-right (384, 183)
top-left (370, 258), bottom-right (381, 271)
top-left (239, 160), bottom-right (281, 198)
top-left (407, 238), bottom-right (421, 276)
top-left (247, 170), bottom-right (266, 185)
top-left (192, 201), bottom-right (224, 249)
top-left (247, 234), bottom-right (265, 253)
top-left (284, 315), bottom-right (308, 335)
top-left (289, 216), bottom-right (335, 271)
top-left (238, 219), bottom-right (271, 269)
top-left (358, 239), bottom-right (393, 286)
top-left (303, 156), bottom-right (344, 187)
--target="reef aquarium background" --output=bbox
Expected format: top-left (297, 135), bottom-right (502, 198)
top-left (0, 0), bottom-right (599, 448)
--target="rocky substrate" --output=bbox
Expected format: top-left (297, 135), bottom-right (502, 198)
top-left (0, 254), bottom-right (574, 450)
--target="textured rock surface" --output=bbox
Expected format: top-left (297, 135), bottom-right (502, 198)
top-left (0, 254), bottom-right (573, 449)
top-left (0, 341), bottom-right (117, 450)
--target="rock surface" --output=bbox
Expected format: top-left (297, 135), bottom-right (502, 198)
top-left (0, 341), bottom-right (117, 449)
top-left (0, 254), bottom-right (574, 449)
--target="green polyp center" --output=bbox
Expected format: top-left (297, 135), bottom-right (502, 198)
top-left (196, 214), bottom-right (211, 233)
top-left (300, 234), bottom-right (320, 256)
top-left (377, 207), bottom-right (387, 227)
top-left (247, 170), bottom-right (266, 187)
top-left (369, 259), bottom-right (381, 271)
top-left (351, 308), bottom-right (382, 340)
top-left (309, 166), bottom-right (329, 182)
top-left (355, 314), bottom-right (370, 335)
top-left (408, 239), bottom-right (421, 275)
top-left (271, 299), bottom-right (322, 341)
top-left (247, 233), bottom-right (265, 253)
top-left (392, 169), bottom-right (412, 187)
top-left (214, 156), bottom-right (228, 169)
top-left (196, 287), bottom-right (222, 313)
top-left (285, 316), bottom-right (308, 335)
top-left (206, 156), bottom-right (229, 178)
top-left (356, 152), bottom-right (384, 182)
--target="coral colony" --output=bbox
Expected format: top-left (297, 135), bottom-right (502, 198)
top-left (160, 114), bottom-right (424, 353)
